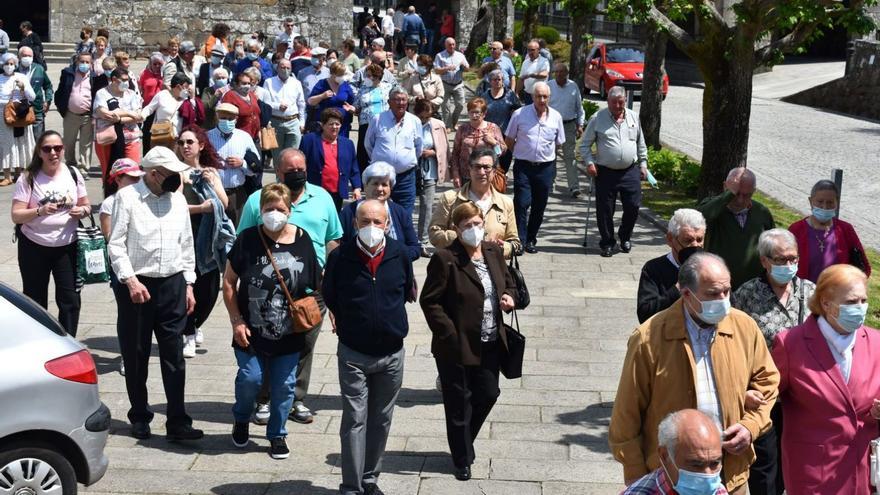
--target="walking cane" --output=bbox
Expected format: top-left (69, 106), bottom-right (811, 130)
top-left (582, 175), bottom-right (593, 248)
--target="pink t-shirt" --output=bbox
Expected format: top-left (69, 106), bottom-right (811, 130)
top-left (14, 167), bottom-right (88, 247)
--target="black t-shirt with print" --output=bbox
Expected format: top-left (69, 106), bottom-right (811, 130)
top-left (228, 225), bottom-right (320, 356)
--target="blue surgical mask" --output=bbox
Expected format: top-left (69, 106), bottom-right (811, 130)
top-left (769, 263), bottom-right (798, 285)
top-left (311, 57), bottom-right (320, 67)
top-left (217, 119), bottom-right (236, 134)
top-left (78, 63), bottom-right (90, 74)
top-left (211, 55), bottom-right (222, 65)
top-left (246, 52), bottom-right (259, 61)
top-left (687, 293), bottom-right (731, 325)
top-left (417, 66), bottom-right (427, 76)
top-left (812, 206), bottom-right (836, 223)
top-left (214, 78), bottom-right (228, 88)
top-left (833, 303), bottom-right (868, 334)
top-left (661, 457), bottom-right (724, 495)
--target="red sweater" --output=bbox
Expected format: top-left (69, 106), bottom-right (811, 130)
top-left (789, 217), bottom-right (872, 280)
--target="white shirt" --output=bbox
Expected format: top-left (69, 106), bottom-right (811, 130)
top-left (382, 16), bottom-right (395, 36)
top-left (108, 180), bottom-right (196, 284)
top-left (434, 50), bottom-right (469, 85)
top-left (817, 315), bottom-right (857, 382)
top-left (141, 90), bottom-right (184, 136)
top-left (93, 87), bottom-right (143, 142)
top-left (683, 307), bottom-right (723, 429)
top-left (0, 73), bottom-right (35, 105)
top-left (263, 75), bottom-right (306, 118)
top-left (519, 55), bottom-right (550, 94)
top-left (207, 128), bottom-right (259, 189)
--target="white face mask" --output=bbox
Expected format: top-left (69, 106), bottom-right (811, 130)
top-left (358, 225), bottom-right (385, 248)
top-left (334, 76), bottom-right (345, 84)
top-left (20, 57), bottom-right (33, 68)
top-left (2, 65), bottom-right (14, 76)
top-left (261, 211), bottom-right (289, 232)
top-left (460, 226), bottom-right (485, 247)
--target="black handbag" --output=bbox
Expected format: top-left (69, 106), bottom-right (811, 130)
top-left (507, 253), bottom-right (530, 310)
top-left (500, 310), bottom-right (525, 379)
top-left (850, 246), bottom-right (867, 273)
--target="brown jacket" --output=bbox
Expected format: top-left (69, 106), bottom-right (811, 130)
top-left (428, 182), bottom-right (520, 258)
top-left (420, 240), bottom-right (517, 366)
top-left (608, 299), bottom-right (779, 492)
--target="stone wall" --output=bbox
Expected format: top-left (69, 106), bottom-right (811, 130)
top-left (49, 0), bottom-right (352, 55)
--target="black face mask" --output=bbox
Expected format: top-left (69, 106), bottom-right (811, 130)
top-left (160, 172), bottom-right (182, 194)
top-left (678, 246), bottom-right (703, 266)
top-left (283, 170), bottom-right (307, 192)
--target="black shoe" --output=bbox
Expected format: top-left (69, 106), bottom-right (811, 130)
top-left (600, 246), bottom-right (613, 258)
top-left (420, 247), bottom-right (431, 258)
top-left (524, 242), bottom-right (538, 254)
top-left (166, 424), bottom-right (204, 442)
top-left (454, 465), bottom-right (471, 481)
top-left (570, 190), bottom-right (581, 199)
top-left (620, 241), bottom-right (632, 253)
top-left (232, 421), bottom-right (249, 448)
top-left (363, 483), bottom-right (386, 495)
top-left (130, 422), bottom-right (151, 440)
top-left (269, 437), bottom-right (290, 459)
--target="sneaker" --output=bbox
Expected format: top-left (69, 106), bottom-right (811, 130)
top-left (194, 327), bottom-right (204, 347)
top-left (232, 421), bottom-right (249, 448)
top-left (269, 437), bottom-right (290, 459)
top-left (253, 403), bottom-right (270, 425)
top-left (182, 335), bottom-right (197, 358)
top-left (289, 403), bottom-right (314, 424)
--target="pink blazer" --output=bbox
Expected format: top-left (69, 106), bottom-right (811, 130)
top-left (772, 316), bottom-right (880, 495)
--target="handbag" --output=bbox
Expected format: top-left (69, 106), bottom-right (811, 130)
top-left (850, 246), bottom-right (868, 273)
top-left (4, 99), bottom-right (36, 128)
top-left (150, 120), bottom-right (176, 148)
top-left (75, 213), bottom-right (110, 289)
top-left (491, 166), bottom-right (507, 193)
top-left (258, 227), bottom-right (322, 334)
top-left (95, 124), bottom-right (118, 145)
top-left (260, 123), bottom-right (279, 151)
top-left (499, 310), bottom-right (525, 379)
top-left (507, 253), bottom-right (530, 310)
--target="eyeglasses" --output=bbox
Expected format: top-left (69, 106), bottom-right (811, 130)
top-left (471, 165), bottom-right (493, 171)
top-left (770, 256), bottom-right (799, 265)
top-left (40, 145), bottom-right (64, 153)
top-left (177, 139), bottom-right (197, 146)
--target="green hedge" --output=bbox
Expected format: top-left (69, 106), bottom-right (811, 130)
top-left (647, 147), bottom-right (701, 194)
top-left (582, 99), bottom-right (600, 120)
top-left (513, 21), bottom-right (561, 47)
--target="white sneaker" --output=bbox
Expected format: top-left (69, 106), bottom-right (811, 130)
top-left (253, 403), bottom-right (270, 425)
top-left (182, 335), bottom-right (197, 358)
top-left (194, 327), bottom-right (204, 347)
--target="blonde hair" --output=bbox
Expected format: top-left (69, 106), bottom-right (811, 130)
top-left (260, 183), bottom-right (292, 211)
top-left (808, 264), bottom-right (868, 316)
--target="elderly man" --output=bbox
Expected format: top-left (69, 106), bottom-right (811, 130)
top-left (351, 50), bottom-right (399, 93)
top-left (580, 86), bottom-right (649, 257)
top-left (324, 198), bottom-right (415, 495)
top-left (548, 62), bottom-right (585, 198)
top-left (610, 252), bottom-right (780, 495)
top-left (482, 41), bottom-right (516, 89)
top-left (637, 208), bottom-right (706, 323)
top-left (297, 46), bottom-right (329, 96)
top-left (504, 81), bottom-right (564, 254)
top-left (237, 149), bottom-right (343, 425)
top-left (163, 40), bottom-right (197, 89)
top-left (17, 46), bottom-right (52, 138)
top-left (264, 58), bottom-right (305, 164)
top-left (197, 46), bottom-right (226, 98)
top-left (207, 102), bottom-right (260, 225)
top-left (433, 38), bottom-right (469, 128)
top-left (697, 167), bottom-right (775, 290)
top-left (402, 6), bottom-right (427, 50)
top-left (623, 409), bottom-right (728, 495)
top-left (108, 146), bottom-right (203, 442)
top-left (364, 87), bottom-right (423, 218)
top-left (235, 39), bottom-right (274, 81)
top-left (382, 9), bottom-right (396, 48)
top-left (55, 51), bottom-right (94, 178)
top-left (732, 228), bottom-right (814, 495)
top-left (518, 40), bottom-right (549, 105)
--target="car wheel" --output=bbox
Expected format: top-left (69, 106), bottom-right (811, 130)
top-left (599, 79), bottom-right (606, 99)
top-left (0, 446), bottom-right (78, 495)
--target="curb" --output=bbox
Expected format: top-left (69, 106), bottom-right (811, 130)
top-left (638, 206), bottom-right (668, 234)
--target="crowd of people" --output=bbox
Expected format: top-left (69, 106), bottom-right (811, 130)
top-left (2, 8), bottom-right (878, 495)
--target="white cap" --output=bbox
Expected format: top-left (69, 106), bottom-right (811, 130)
top-left (141, 146), bottom-right (190, 173)
top-left (372, 37), bottom-right (385, 47)
top-left (312, 46), bottom-right (328, 56)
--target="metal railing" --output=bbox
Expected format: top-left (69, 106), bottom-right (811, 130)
top-left (513, 11), bottom-right (643, 43)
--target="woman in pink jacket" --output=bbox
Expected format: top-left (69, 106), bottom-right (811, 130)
top-left (772, 263), bottom-right (880, 494)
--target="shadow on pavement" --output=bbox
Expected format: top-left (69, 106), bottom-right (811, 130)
top-left (212, 480), bottom-right (338, 495)
top-left (555, 402), bottom-right (614, 454)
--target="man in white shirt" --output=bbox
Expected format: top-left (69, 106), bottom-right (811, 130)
top-left (433, 37), bottom-right (469, 128)
top-left (264, 58), bottom-right (306, 166)
top-left (108, 146), bottom-right (203, 443)
top-left (518, 40), bottom-right (550, 105)
top-left (208, 103), bottom-right (260, 225)
top-left (382, 9), bottom-right (396, 48)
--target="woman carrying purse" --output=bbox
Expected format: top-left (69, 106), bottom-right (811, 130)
top-left (0, 53), bottom-right (36, 186)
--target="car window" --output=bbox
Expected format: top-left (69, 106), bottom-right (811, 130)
top-left (607, 47), bottom-right (645, 63)
top-left (0, 282), bottom-right (67, 336)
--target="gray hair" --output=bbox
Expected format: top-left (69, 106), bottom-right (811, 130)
top-left (726, 167), bottom-right (756, 184)
top-left (245, 39), bottom-right (261, 51)
top-left (355, 199), bottom-right (390, 225)
top-left (243, 66), bottom-right (262, 84)
top-left (668, 209), bottom-right (706, 236)
top-left (212, 67), bottom-right (229, 79)
top-left (488, 69), bottom-right (504, 80)
top-left (469, 145), bottom-right (498, 168)
top-left (608, 86), bottom-right (626, 100)
top-left (1, 53), bottom-right (18, 65)
top-left (532, 81), bottom-right (550, 94)
top-left (810, 179), bottom-right (838, 198)
top-left (362, 162), bottom-right (397, 188)
top-left (678, 252), bottom-right (727, 293)
top-left (388, 86), bottom-right (408, 101)
top-left (758, 228), bottom-right (797, 258)
top-left (658, 410), bottom-right (721, 459)
top-left (149, 51), bottom-right (165, 64)
top-left (17, 46), bottom-right (33, 57)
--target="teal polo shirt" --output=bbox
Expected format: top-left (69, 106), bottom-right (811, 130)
top-left (237, 183), bottom-right (343, 268)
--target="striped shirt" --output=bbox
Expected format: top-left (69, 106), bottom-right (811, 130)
top-left (622, 467), bottom-right (728, 495)
top-left (207, 128), bottom-right (259, 189)
top-left (684, 307), bottom-right (723, 429)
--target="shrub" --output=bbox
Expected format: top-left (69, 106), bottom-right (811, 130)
top-left (513, 21), bottom-right (561, 49)
top-left (548, 40), bottom-right (570, 62)
top-left (582, 99), bottom-right (600, 120)
top-left (474, 42), bottom-right (491, 63)
top-left (647, 147), bottom-right (701, 194)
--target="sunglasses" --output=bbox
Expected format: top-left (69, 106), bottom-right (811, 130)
top-left (41, 145), bottom-right (64, 153)
top-left (177, 139), bottom-right (197, 146)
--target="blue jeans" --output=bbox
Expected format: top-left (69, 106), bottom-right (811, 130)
top-left (513, 159), bottom-right (555, 245)
top-left (391, 167), bottom-right (416, 219)
top-left (232, 348), bottom-right (300, 439)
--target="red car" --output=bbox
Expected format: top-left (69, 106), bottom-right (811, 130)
top-left (583, 43), bottom-right (669, 98)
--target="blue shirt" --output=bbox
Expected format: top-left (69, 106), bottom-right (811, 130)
top-left (504, 104), bottom-right (565, 163)
top-left (481, 55), bottom-right (516, 88)
top-left (297, 65), bottom-right (329, 97)
top-left (234, 57), bottom-right (275, 83)
top-left (236, 183), bottom-right (343, 268)
top-left (402, 13), bottom-right (426, 39)
top-left (364, 110), bottom-right (423, 174)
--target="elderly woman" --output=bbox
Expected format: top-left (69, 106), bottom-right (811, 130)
top-left (414, 99), bottom-right (449, 257)
top-left (202, 67), bottom-right (230, 129)
top-left (11, 131), bottom-right (90, 335)
top-left (771, 263), bottom-right (880, 494)
top-left (340, 39), bottom-right (362, 74)
top-left (0, 53), bottom-right (36, 186)
top-left (430, 146), bottom-right (520, 258)
top-left (307, 62), bottom-right (356, 137)
top-left (789, 179), bottom-right (871, 282)
top-left (300, 108), bottom-right (361, 211)
top-left (222, 183), bottom-right (321, 459)
top-left (353, 63), bottom-right (394, 170)
top-left (401, 54), bottom-right (444, 109)
top-left (223, 38), bottom-right (247, 73)
top-left (398, 44), bottom-right (419, 78)
top-left (420, 201), bottom-right (517, 481)
top-left (733, 228), bottom-right (815, 495)
top-left (220, 71), bottom-right (262, 140)
top-left (450, 98), bottom-right (506, 188)
top-left (93, 67), bottom-right (143, 184)
top-left (339, 162), bottom-right (420, 261)
top-left (479, 69), bottom-right (521, 172)
top-left (164, 37), bottom-right (180, 64)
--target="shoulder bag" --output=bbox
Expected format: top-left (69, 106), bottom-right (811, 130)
top-left (4, 84), bottom-right (36, 127)
top-left (500, 309), bottom-right (525, 379)
top-left (258, 227), bottom-right (322, 334)
top-left (76, 212), bottom-right (110, 289)
top-left (150, 120), bottom-right (176, 149)
top-left (507, 253), bottom-right (530, 310)
top-left (260, 122), bottom-right (279, 151)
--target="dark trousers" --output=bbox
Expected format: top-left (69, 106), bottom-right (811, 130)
top-left (499, 149), bottom-right (513, 173)
top-left (356, 124), bottom-right (370, 172)
top-left (225, 186), bottom-right (248, 227)
top-left (390, 167), bottom-right (416, 219)
top-left (594, 164), bottom-right (641, 249)
top-left (142, 114), bottom-right (155, 152)
top-left (17, 234), bottom-right (81, 336)
top-left (513, 159), bottom-right (554, 245)
top-left (330, 192), bottom-right (344, 212)
top-left (435, 340), bottom-right (501, 468)
top-left (113, 273), bottom-right (191, 429)
top-left (749, 401), bottom-right (784, 495)
top-left (183, 268), bottom-right (220, 336)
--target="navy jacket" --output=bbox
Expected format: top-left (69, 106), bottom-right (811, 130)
top-left (339, 199), bottom-right (421, 261)
top-left (323, 237), bottom-right (415, 356)
top-left (54, 67), bottom-right (96, 118)
top-left (300, 132), bottom-right (362, 199)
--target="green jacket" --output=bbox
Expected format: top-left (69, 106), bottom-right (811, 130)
top-left (19, 64), bottom-right (53, 119)
top-left (696, 190), bottom-right (775, 290)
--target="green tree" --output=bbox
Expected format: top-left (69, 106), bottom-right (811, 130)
top-left (562, 0), bottom-right (603, 93)
top-left (609, 0), bottom-right (878, 197)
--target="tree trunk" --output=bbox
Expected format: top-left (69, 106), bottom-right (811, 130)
top-left (465, 2), bottom-right (493, 61)
top-left (568, 12), bottom-right (590, 93)
top-left (520, 5), bottom-right (539, 53)
top-left (640, 21), bottom-right (667, 150)
top-left (493, 0), bottom-right (509, 41)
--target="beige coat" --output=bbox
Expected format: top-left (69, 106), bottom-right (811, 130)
top-left (428, 182), bottom-right (520, 258)
top-left (423, 117), bottom-right (450, 184)
top-left (402, 72), bottom-right (444, 108)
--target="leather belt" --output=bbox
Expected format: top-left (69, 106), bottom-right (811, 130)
top-left (272, 114), bottom-right (300, 122)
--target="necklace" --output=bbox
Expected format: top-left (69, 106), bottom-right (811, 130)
top-left (809, 217), bottom-right (833, 252)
